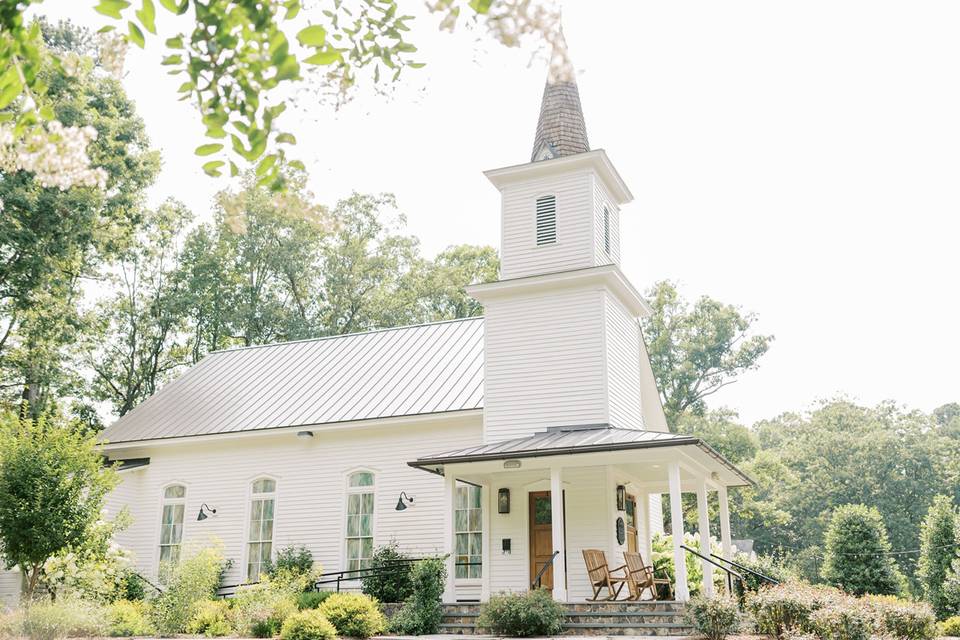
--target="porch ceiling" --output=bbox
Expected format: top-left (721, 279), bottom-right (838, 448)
top-left (407, 424), bottom-right (752, 487)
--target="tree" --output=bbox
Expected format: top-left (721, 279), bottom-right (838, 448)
top-left (0, 412), bottom-right (119, 598)
top-left (918, 496), bottom-right (960, 619)
top-left (641, 281), bottom-right (773, 425)
top-left (87, 200), bottom-right (194, 416)
top-left (417, 245), bottom-right (500, 320)
top-left (0, 21), bottom-right (159, 416)
top-left (675, 409), bottom-right (758, 464)
top-left (821, 504), bottom-right (904, 596)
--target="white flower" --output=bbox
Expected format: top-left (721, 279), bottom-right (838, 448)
top-left (0, 120), bottom-right (108, 190)
top-left (97, 31), bottom-right (128, 79)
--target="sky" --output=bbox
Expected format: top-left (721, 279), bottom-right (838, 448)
top-left (34, 1), bottom-right (960, 425)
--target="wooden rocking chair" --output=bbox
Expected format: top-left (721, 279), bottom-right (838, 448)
top-left (623, 551), bottom-right (673, 601)
top-left (582, 549), bottom-right (628, 601)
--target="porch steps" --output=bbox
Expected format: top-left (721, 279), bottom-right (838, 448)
top-left (440, 601), bottom-right (693, 636)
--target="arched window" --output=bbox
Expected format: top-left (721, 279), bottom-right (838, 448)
top-left (159, 484), bottom-right (186, 578)
top-left (345, 471), bottom-right (375, 571)
top-left (246, 477), bottom-right (276, 582)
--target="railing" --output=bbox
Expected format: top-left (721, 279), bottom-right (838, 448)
top-left (315, 557), bottom-right (425, 593)
top-left (709, 553), bottom-right (779, 588)
top-left (680, 544), bottom-right (746, 595)
top-left (531, 550), bottom-right (559, 589)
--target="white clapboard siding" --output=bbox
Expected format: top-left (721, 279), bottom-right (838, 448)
top-left (105, 417), bottom-right (482, 590)
top-left (482, 288), bottom-right (606, 443)
top-left (592, 177), bottom-right (621, 265)
top-left (604, 292), bottom-right (644, 430)
top-left (500, 172), bottom-right (597, 280)
top-left (0, 567), bottom-right (19, 610)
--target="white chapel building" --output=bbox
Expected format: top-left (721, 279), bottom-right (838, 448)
top-left (1, 70), bottom-right (751, 608)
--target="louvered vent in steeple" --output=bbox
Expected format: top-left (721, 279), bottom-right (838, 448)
top-left (536, 195), bottom-right (557, 245)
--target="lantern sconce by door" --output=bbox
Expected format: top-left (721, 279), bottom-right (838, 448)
top-left (498, 488), bottom-right (510, 514)
top-left (616, 484), bottom-right (626, 512)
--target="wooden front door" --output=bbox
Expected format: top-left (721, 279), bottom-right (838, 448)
top-left (529, 491), bottom-right (554, 590)
top-left (625, 494), bottom-right (639, 553)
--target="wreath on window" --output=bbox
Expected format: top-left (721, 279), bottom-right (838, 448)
top-left (616, 517), bottom-right (626, 545)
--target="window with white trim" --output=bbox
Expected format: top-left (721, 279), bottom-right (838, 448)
top-left (345, 471), bottom-right (375, 571)
top-left (536, 195), bottom-right (557, 245)
top-left (246, 478), bottom-right (276, 582)
top-left (603, 206), bottom-right (611, 255)
top-left (454, 482), bottom-right (482, 579)
top-left (159, 484), bottom-right (186, 579)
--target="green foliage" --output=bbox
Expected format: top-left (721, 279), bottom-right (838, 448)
top-left (39, 514), bottom-right (135, 602)
top-left (917, 496), bottom-right (960, 619)
top-left (362, 542), bottom-right (414, 603)
top-left (748, 581), bottom-right (841, 637)
top-left (862, 596), bottom-right (936, 640)
top-left (733, 553), bottom-right (795, 596)
top-left (675, 410), bottom-right (759, 463)
top-left (106, 599), bottom-right (155, 637)
top-left (642, 280), bottom-right (773, 423)
top-left (389, 557), bottom-right (446, 635)
top-left (0, 413), bottom-right (119, 599)
top-left (17, 598), bottom-right (107, 640)
top-left (940, 615), bottom-right (960, 637)
top-left (186, 599), bottom-right (233, 637)
top-left (418, 244), bottom-right (500, 320)
top-left (266, 544), bottom-right (315, 581)
top-left (652, 532), bottom-right (723, 597)
top-left (296, 591), bottom-right (334, 610)
top-left (229, 575), bottom-right (300, 638)
top-left (148, 543), bottom-right (226, 635)
top-left (686, 594), bottom-right (741, 640)
top-left (476, 589), bottom-right (565, 637)
top-left (279, 609), bottom-right (337, 640)
top-left (807, 603), bottom-right (873, 640)
top-left (318, 592), bottom-right (386, 639)
top-left (821, 504), bottom-right (904, 596)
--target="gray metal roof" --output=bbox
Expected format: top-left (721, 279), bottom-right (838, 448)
top-left (100, 317), bottom-right (485, 444)
top-left (531, 77), bottom-right (590, 162)
top-left (409, 425), bottom-right (753, 486)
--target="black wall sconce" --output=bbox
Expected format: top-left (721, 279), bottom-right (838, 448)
top-left (498, 488), bottom-right (510, 514)
top-left (197, 503), bottom-right (217, 521)
top-left (616, 484), bottom-right (626, 511)
top-left (395, 491), bottom-right (414, 511)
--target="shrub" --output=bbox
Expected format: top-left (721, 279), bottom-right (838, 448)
top-left (186, 600), bottom-right (234, 637)
top-left (297, 590), bottom-right (334, 610)
top-left (119, 569), bottom-right (148, 602)
top-left (362, 542), bottom-right (414, 603)
top-left (0, 610), bottom-right (22, 639)
top-left (939, 615), bottom-right (960, 637)
top-left (266, 545), bottom-right (315, 580)
top-left (686, 594), bottom-right (740, 640)
top-left (734, 553), bottom-right (794, 595)
top-left (917, 496), bottom-right (960, 620)
top-left (106, 599), bottom-right (155, 637)
top-left (821, 504), bottom-right (904, 596)
top-left (19, 598), bottom-right (107, 640)
top-left (148, 543), bottom-right (227, 636)
top-left (807, 603), bottom-right (873, 640)
top-left (230, 579), bottom-right (298, 638)
top-left (652, 532), bottom-right (724, 597)
top-left (318, 592), bottom-right (386, 638)
top-left (748, 581), bottom-right (840, 637)
top-left (279, 609), bottom-right (337, 640)
top-left (477, 589), bottom-right (565, 637)
top-left (390, 557), bottom-right (446, 635)
top-left (862, 596), bottom-right (936, 640)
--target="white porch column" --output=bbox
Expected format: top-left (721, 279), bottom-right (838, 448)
top-left (481, 484), bottom-right (491, 602)
top-left (640, 491), bottom-right (653, 566)
top-left (696, 479), bottom-right (714, 598)
top-left (550, 466), bottom-right (567, 602)
top-left (667, 462), bottom-right (689, 602)
top-left (442, 472), bottom-right (456, 602)
top-left (718, 485), bottom-right (733, 560)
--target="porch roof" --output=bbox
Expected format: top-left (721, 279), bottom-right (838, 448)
top-left (408, 424), bottom-right (753, 486)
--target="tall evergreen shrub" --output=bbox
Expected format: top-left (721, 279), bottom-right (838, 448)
top-left (821, 504), bottom-right (904, 596)
top-left (917, 496), bottom-right (960, 619)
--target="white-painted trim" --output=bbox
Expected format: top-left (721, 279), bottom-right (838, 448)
top-left (481, 483), bottom-right (491, 601)
top-left (696, 478), bottom-right (714, 598)
top-left (340, 468), bottom-right (378, 576)
top-left (484, 149), bottom-right (633, 204)
top-left (600, 294), bottom-right (611, 425)
top-left (549, 466), bottom-right (567, 602)
top-left (154, 481), bottom-right (189, 579)
top-left (442, 473), bottom-right (456, 602)
top-left (667, 462), bottom-right (689, 602)
top-left (241, 474), bottom-right (279, 583)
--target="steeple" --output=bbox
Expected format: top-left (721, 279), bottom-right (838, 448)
top-left (530, 46), bottom-right (589, 162)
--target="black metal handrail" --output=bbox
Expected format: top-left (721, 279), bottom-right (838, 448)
top-left (681, 544), bottom-right (746, 595)
top-left (709, 553), bottom-right (779, 586)
top-left (531, 550), bottom-right (559, 589)
top-left (315, 557), bottom-right (426, 593)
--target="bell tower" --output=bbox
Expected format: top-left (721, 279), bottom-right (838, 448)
top-left (469, 64), bottom-right (669, 445)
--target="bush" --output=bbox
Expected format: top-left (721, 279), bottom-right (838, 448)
top-left (318, 592), bottom-right (386, 638)
top-left (230, 578), bottom-right (298, 638)
top-left (863, 596), bottom-right (936, 640)
top-left (19, 598), bottom-right (107, 640)
top-left (106, 599), bottom-right (155, 637)
top-left (297, 590), bottom-right (334, 610)
top-left (734, 553), bottom-right (794, 595)
top-left (748, 581), bottom-right (840, 637)
top-left (939, 615), bottom-right (960, 637)
top-left (119, 569), bottom-right (148, 602)
top-left (476, 589), bottom-right (565, 637)
top-left (917, 496), bottom-right (960, 619)
top-left (686, 594), bottom-right (740, 640)
top-left (148, 543), bottom-right (227, 636)
top-left (652, 532), bottom-right (724, 597)
top-left (807, 603), bottom-right (873, 640)
top-left (266, 545), bottom-right (315, 580)
top-left (390, 557), bottom-right (446, 635)
top-left (362, 542), bottom-right (414, 603)
top-left (821, 504), bottom-right (904, 596)
top-left (280, 609), bottom-right (337, 640)
top-left (186, 600), bottom-right (233, 637)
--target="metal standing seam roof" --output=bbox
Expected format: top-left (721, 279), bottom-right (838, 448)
top-left (100, 317), bottom-right (485, 444)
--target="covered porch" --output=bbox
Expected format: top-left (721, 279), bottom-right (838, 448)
top-left (409, 425), bottom-right (752, 603)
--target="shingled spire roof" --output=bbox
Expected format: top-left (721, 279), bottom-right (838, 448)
top-left (530, 54), bottom-right (590, 162)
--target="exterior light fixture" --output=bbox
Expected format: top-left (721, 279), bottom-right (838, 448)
top-left (498, 488), bottom-right (510, 514)
top-left (395, 491), bottom-right (414, 511)
top-left (711, 471), bottom-right (721, 482)
top-left (503, 459), bottom-right (521, 469)
top-left (296, 430), bottom-right (314, 439)
top-left (197, 503), bottom-right (217, 521)
top-left (616, 485), bottom-right (626, 511)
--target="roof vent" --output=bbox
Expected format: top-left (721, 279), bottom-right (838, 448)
top-left (536, 195), bottom-right (557, 245)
